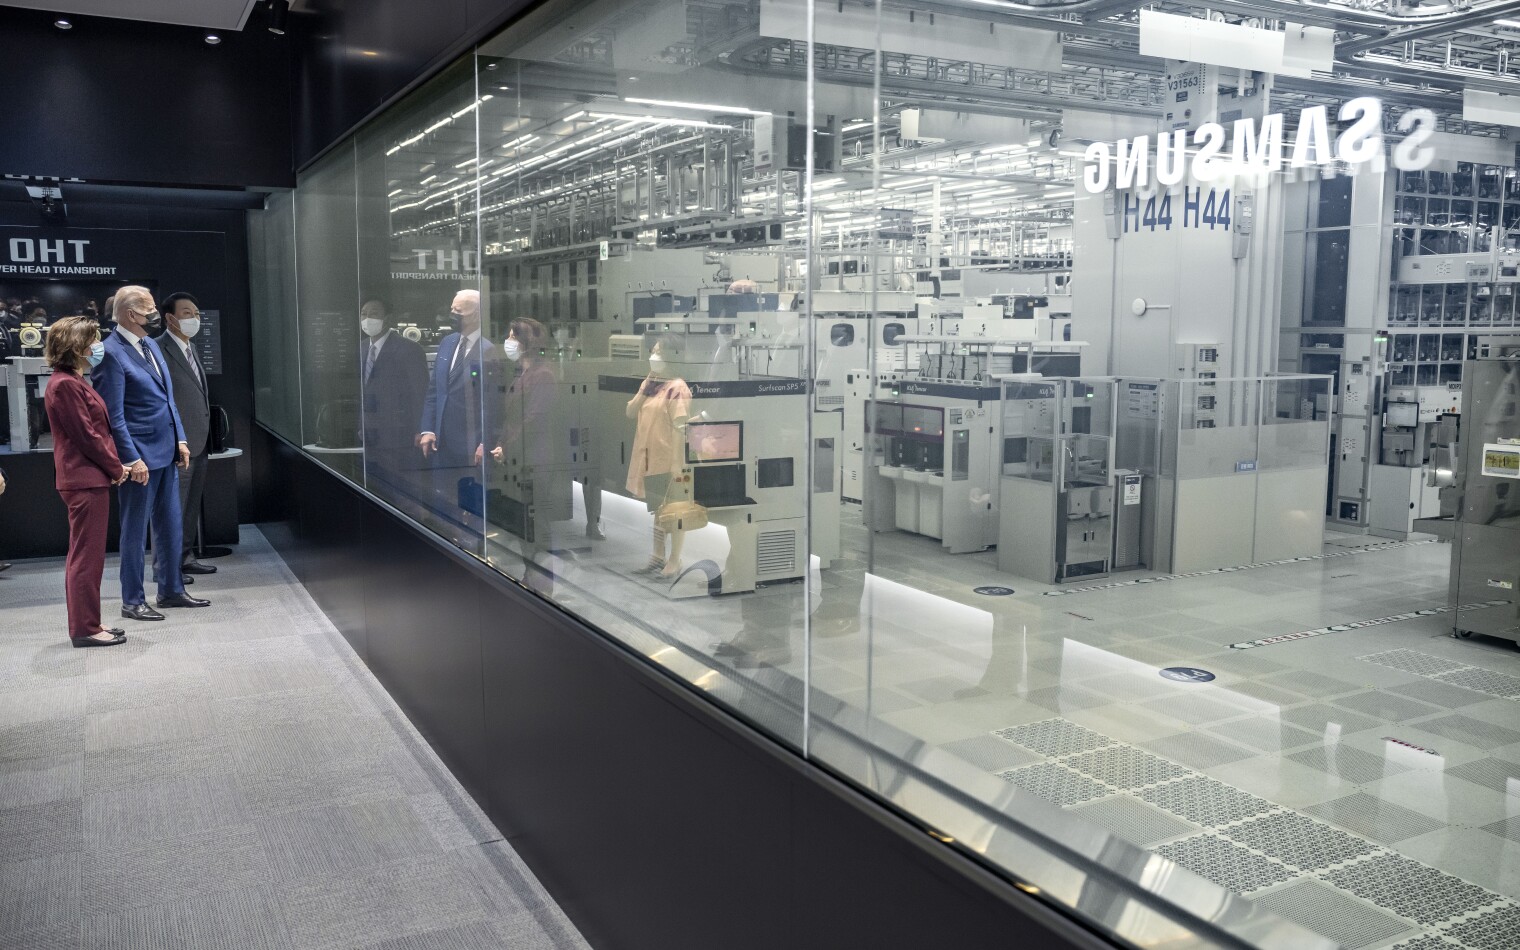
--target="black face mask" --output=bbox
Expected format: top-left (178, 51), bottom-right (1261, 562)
top-left (144, 311), bottom-right (164, 336)
top-left (446, 313), bottom-right (462, 331)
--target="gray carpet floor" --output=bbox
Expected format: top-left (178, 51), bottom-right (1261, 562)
top-left (0, 526), bottom-right (590, 950)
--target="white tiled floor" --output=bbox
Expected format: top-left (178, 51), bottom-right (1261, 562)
top-left (464, 494), bottom-right (1520, 949)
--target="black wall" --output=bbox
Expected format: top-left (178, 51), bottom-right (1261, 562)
top-left (0, 194), bottom-right (281, 535)
top-left (290, 0), bottom-right (534, 168)
top-left (0, 8), bottom-right (294, 189)
top-left (262, 436), bottom-right (1115, 950)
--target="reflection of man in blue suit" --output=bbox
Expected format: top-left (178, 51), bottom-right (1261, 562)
top-left (93, 286), bottom-right (210, 621)
top-left (418, 289), bottom-right (495, 542)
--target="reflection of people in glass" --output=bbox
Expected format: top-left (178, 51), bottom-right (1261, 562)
top-left (626, 334), bottom-right (692, 578)
top-left (705, 279), bottom-right (754, 382)
top-left (418, 289), bottom-right (495, 543)
top-left (490, 317), bottom-right (559, 592)
top-left (359, 298), bottom-right (428, 497)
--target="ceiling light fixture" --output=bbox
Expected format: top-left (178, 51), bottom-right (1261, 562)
top-left (53, 18), bottom-right (72, 29)
top-left (624, 96), bottom-right (769, 117)
top-left (267, 0), bottom-right (289, 35)
top-left (204, 33), bottom-right (221, 45)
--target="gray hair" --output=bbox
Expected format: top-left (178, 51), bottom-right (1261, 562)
top-left (112, 285), bottom-right (153, 321)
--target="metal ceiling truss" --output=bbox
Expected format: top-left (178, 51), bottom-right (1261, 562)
top-left (385, 0), bottom-right (1520, 245)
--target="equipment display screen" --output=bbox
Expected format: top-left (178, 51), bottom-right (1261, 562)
top-left (873, 404), bottom-right (903, 434)
top-left (903, 406), bottom-right (944, 438)
top-left (1386, 402), bottom-right (1419, 428)
top-left (1482, 443), bottom-right (1520, 479)
top-left (687, 421), bottom-right (743, 463)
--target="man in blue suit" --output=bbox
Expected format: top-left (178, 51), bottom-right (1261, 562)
top-left (93, 286), bottom-right (210, 620)
top-left (418, 288), bottom-right (496, 546)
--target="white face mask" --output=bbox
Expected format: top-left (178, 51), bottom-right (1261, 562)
top-left (503, 338), bottom-right (521, 361)
top-left (649, 354), bottom-right (664, 372)
top-left (361, 318), bottom-right (384, 338)
top-left (178, 317), bottom-right (201, 339)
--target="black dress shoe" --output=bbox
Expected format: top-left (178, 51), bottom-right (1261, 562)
top-left (73, 633), bottom-right (126, 647)
top-left (152, 573), bottom-right (193, 585)
top-left (0, 562), bottom-right (11, 573)
top-left (121, 603), bottom-right (164, 622)
top-left (156, 592), bottom-right (210, 608)
top-left (182, 560), bottom-right (217, 575)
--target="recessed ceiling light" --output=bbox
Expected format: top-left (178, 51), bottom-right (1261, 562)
top-left (204, 33), bottom-right (221, 45)
top-left (267, 0), bottom-right (289, 34)
top-left (360, 50), bottom-right (379, 57)
top-left (54, 18), bottom-right (72, 29)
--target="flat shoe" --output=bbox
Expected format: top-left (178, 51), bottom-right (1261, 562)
top-left (73, 633), bottom-right (126, 647)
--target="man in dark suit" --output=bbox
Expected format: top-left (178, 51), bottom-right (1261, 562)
top-left (359, 298), bottom-right (428, 497)
top-left (418, 289), bottom-right (495, 542)
top-left (92, 286), bottom-right (209, 621)
top-left (155, 292), bottom-right (217, 577)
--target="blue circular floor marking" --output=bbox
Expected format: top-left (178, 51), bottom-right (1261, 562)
top-left (973, 586), bottom-right (1016, 596)
top-left (1159, 666), bottom-right (1216, 683)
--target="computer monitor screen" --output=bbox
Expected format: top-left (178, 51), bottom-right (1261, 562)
top-left (686, 421), bottom-right (743, 463)
top-left (1386, 402), bottom-right (1419, 427)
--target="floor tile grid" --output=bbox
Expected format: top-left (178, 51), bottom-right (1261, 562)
top-left (1359, 650), bottom-right (1520, 704)
top-left (989, 718), bottom-right (1515, 947)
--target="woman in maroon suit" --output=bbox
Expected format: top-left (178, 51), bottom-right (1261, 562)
top-left (44, 316), bottom-right (131, 646)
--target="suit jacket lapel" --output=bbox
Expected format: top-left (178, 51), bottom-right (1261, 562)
top-left (137, 337), bottom-right (170, 394)
top-left (170, 338), bottom-right (208, 402)
top-left (449, 336), bottom-right (468, 384)
top-left (368, 334), bottom-right (393, 383)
